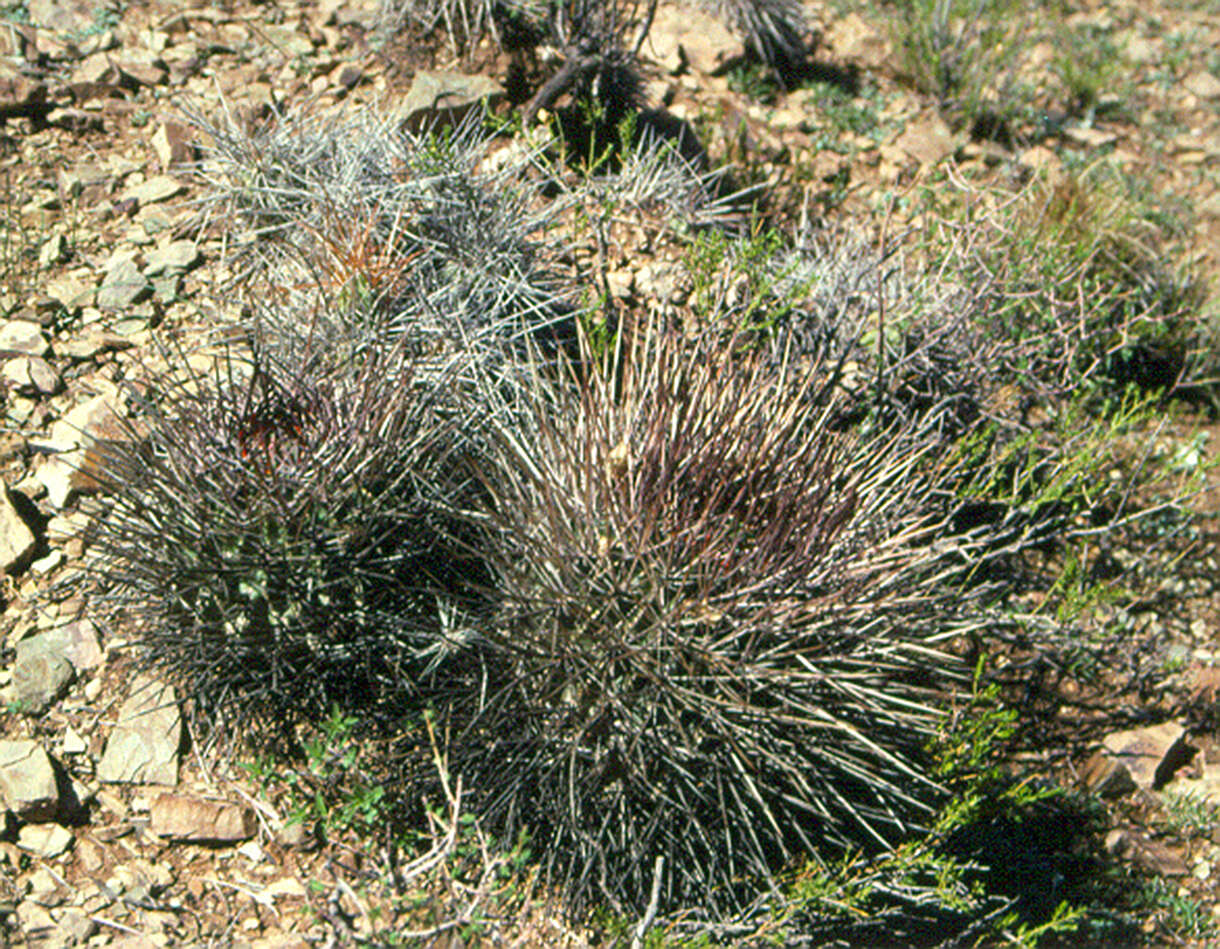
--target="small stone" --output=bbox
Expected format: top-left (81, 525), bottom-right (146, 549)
top-left (1104, 827), bottom-right (1130, 856)
top-left (249, 930), bottom-right (310, 949)
top-left (0, 483), bottom-right (37, 571)
top-left (35, 457), bottom-right (93, 511)
top-left (635, 261), bottom-right (686, 303)
top-left (830, 12), bottom-right (892, 70)
top-left (17, 823), bottom-right (73, 858)
top-left (118, 175), bottom-right (186, 207)
top-left (27, 865), bottom-right (66, 905)
top-left (0, 319), bottom-right (49, 356)
top-left (1130, 835), bottom-right (1188, 877)
top-left (97, 677), bottom-right (181, 786)
top-left (116, 59), bottom-right (167, 88)
top-left (330, 62), bottom-right (362, 90)
top-left (606, 268), bottom-right (634, 299)
top-left (394, 70), bottom-right (504, 132)
top-left (1064, 126), bottom-right (1118, 148)
top-left (150, 120), bottom-right (194, 171)
top-left (1100, 722), bottom-right (1192, 791)
top-left (14, 902), bottom-right (56, 945)
top-left (275, 820), bottom-right (312, 850)
top-left (643, 4), bottom-right (743, 75)
top-left (237, 839), bottom-right (264, 862)
top-left (58, 328), bottom-right (133, 361)
top-left (52, 907), bottom-right (97, 944)
top-left (1123, 36), bottom-right (1159, 65)
top-left (11, 644), bottom-right (74, 714)
top-left (44, 274), bottom-right (93, 311)
top-left (97, 257), bottom-right (150, 309)
top-left (26, 0), bottom-right (93, 33)
top-left (62, 726), bottom-right (87, 755)
top-left (143, 240), bottom-right (199, 277)
top-left (39, 234), bottom-right (68, 269)
top-left (149, 793), bottom-right (257, 843)
top-left (3, 356), bottom-right (61, 395)
top-left (30, 550), bottom-right (63, 575)
top-left (892, 114), bottom-right (957, 168)
top-left (0, 740), bottom-right (60, 822)
top-left (265, 877), bottom-right (308, 900)
top-left (17, 622), bottom-right (103, 679)
top-left (151, 273), bottom-right (182, 303)
top-left (37, 393), bottom-right (130, 508)
top-left (1183, 70), bottom-right (1220, 100)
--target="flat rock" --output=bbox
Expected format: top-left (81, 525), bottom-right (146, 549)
top-left (44, 274), bottom-right (93, 310)
top-left (644, 4), bottom-right (743, 75)
top-left (0, 68), bottom-right (48, 121)
top-left (0, 739), bottom-right (60, 822)
top-left (891, 115), bottom-right (957, 168)
top-left (35, 455), bottom-right (96, 510)
top-left (118, 174), bottom-right (186, 208)
top-left (3, 356), bottom-right (61, 395)
top-left (115, 58), bottom-right (167, 88)
top-left (37, 394), bottom-right (129, 508)
top-left (829, 12), bottom-right (892, 71)
top-left (143, 239), bottom-right (200, 276)
top-left (26, 0), bottom-right (94, 33)
top-left (58, 327), bottom-right (133, 361)
top-left (51, 907), bottom-right (96, 944)
top-left (97, 676), bottom-right (181, 786)
top-left (151, 120), bottom-right (194, 170)
top-left (0, 482), bottom-right (37, 572)
top-left (16, 621), bottom-right (103, 682)
top-left (0, 319), bottom-right (49, 356)
top-left (97, 257), bottom-right (150, 309)
top-left (395, 70), bottom-right (504, 132)
top-left (150, 793), bottom-right (257, 843)
top-left (10, 645), bottom-right (74, 715)
top-left (14, 902), bottom-right (56, 947)
top-left (17, 823), bottom-right (74, 858)
top-left (636, 261), bottom-right (687, 303)
top-left (1183, 70), bottom-right (1220, 100)
top-left (1093, 722), bottom-right (1192, 793)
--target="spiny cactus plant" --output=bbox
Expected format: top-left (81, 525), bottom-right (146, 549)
top-left (189, 102), bottom-right (573, 359)
top-left (935, 163), bottom-right (1206, 400)
top-left (697, 0), bottom-right (807, 76)
top-left (686, 224), bottom-right (988, 437)
top-left (80, 336), bottom-right (487, 734)
top-left (427, 321), bottom-right (1016, 915)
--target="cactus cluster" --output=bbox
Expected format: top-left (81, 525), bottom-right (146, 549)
top-left (82, 94), bottom-right (1126, 927)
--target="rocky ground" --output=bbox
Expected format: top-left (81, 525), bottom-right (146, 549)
top-left (1, 0), bottom-right (1220, 945)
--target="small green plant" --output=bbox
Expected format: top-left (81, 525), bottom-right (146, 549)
top-left (1138, 877), bottom-right (1215, 941)
top-left (65, 3), bottom-right (121, 41)
top-left (1161, 790), bottom-right (1218, 839)
top-left (889, 0), bottom-right (1030, 134)
top-left (0, 2), bottom-right (29, 23)
top-left (1051, 24), bottom-right (1127, 118)
top-left (727, 62), bottom-right (781, 103)
top-left (803, 82), bottom-right (881, 139)
top-left (686, 224), bottom-right (798, 334)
